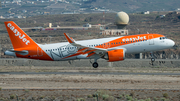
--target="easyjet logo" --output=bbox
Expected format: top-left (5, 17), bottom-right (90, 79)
top-left (7, 23), bottom-right (30, 45)
top-left (122, 36), bottom-right (147, 42)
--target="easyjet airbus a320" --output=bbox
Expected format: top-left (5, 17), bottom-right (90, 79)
top-left (4, 21), bottom-right (175, 68)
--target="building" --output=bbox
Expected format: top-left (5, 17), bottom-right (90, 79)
top-left (142, 11), bottom-right (150, 14)
top-left (83, 23), bottom-right (91, 28)
top-left (0, 16), bottom-right (4, 19)
top-left (160, 15), bottom-right (165, 18)
top-left (101, 29), bottom-right (128, 35)
top-left (13, 0), bottom-right (21, 2)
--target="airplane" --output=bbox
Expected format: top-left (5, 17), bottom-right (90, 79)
top-left (4, 21), bottom-right (175, 68)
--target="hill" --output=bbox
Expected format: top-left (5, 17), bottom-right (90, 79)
top-left (82, 0), bottom-right (180, 13)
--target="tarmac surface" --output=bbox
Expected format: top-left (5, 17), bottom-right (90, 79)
top-left (0, 58), bottom-right (180, 67)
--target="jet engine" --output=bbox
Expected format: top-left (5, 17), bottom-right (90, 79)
top-left (103, 49), bottom-right (125, 62)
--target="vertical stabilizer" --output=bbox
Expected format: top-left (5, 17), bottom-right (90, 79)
top-left (4, 21), bottom-right (38, 49)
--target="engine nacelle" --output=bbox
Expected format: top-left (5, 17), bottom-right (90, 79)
top-left (103, 49), bottom-right (125, 62)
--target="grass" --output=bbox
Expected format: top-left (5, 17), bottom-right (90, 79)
top-left (0, 89), bottom-right (174, 101)
top-left (10, 94), bottom-right (15, 99)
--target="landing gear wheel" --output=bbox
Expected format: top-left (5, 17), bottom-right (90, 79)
top-left (151, 58), bottom-right (155, 62)
top-left (92, 62), bottom-right (98, 68)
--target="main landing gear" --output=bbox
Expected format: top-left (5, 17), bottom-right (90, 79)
top-left (90, 59), bottom-right (99, 68)
top-left (92, 62), bottom-right (98, 68)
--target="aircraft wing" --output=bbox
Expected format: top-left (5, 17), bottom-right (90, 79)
top-left (64, 33), bottom-right (107, 57)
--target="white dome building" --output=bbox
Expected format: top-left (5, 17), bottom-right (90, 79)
top-left (115, 12), bottom-right (129, 29)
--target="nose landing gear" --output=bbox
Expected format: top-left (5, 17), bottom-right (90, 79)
top-left (150, 52), bottom-right (155, 62)
top-left (150, 52), bottom-right (155, 65)
top-left (151, 58), bottom-right (155, 62)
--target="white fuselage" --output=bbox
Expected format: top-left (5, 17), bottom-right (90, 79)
top-left (39, 36), bottom-right (174, 61)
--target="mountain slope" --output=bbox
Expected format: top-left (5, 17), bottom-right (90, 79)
top-left (86, 0), bottom-right (180, 12)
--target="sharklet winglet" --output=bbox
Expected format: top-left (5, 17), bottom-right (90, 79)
top-left (64, 33), bottom-right (74, 43)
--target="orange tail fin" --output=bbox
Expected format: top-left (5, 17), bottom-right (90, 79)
top-left (4, 21), bottom-right (38, 49)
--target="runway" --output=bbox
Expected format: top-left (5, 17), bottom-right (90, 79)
top-left (0, 71), bottom-right (180, 75)
top-left (0, 58), bottom-right (180, 67)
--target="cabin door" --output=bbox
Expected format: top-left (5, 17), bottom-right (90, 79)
top-left (148, 35), bottom-right (154, 45)
top-left (37, 47), bottom-right (43, 57)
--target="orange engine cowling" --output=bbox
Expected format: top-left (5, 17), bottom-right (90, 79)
top-left (103, 49), bottom-right (125, 62)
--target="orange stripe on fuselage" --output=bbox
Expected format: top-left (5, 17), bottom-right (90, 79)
top-left (87, 52), bottom-right (95, 57)
top-left (82, 49), bottom-right (97, 55)
top-left (62, 51), bottom-right (84, 59)
top-left (95, 34), bottom-right (164, 49)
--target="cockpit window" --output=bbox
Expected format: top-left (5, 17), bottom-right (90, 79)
top-left (160, 37), bottom-right (167, 40)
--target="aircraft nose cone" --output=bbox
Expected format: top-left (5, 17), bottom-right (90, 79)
top-left (169, 40), bottom-right (175, 47)
top-left (171, 40), bottom-right (175, 47)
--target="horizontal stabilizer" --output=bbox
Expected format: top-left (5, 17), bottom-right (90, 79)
top-left (5, 49), bottom-right (29, 56)
top-left (8, 49), bottom-right (28, 53)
